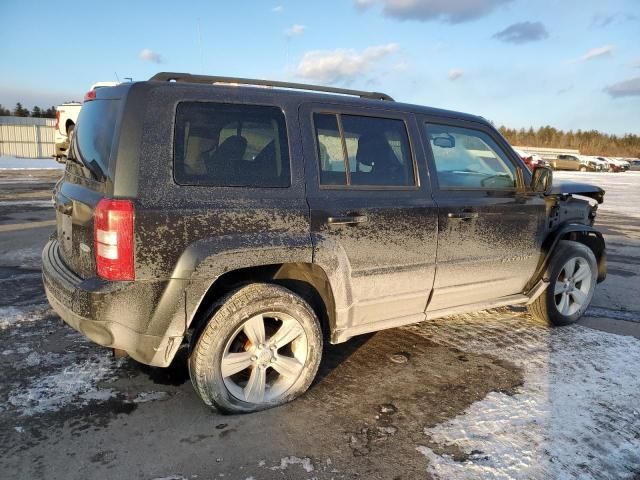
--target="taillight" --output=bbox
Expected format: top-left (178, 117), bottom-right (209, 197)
top-left (84, 90), bottom-right (96, 102)
top-left (55, 110), bottom-right (60, 130)
top-left (94, 199), bottom-right (135, 281)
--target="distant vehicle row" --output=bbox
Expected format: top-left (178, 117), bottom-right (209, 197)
top-left (514, 150), bottom-right (633, 173)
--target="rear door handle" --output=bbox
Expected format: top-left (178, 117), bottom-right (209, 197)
top-left (327, 215), bottom-right (368, 226)
top-left (447, 211), bottom-right (478, 220)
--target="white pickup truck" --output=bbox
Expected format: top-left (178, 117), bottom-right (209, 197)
top-left (53, 82), bottom-right (120, 160)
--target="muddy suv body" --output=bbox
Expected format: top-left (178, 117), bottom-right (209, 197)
top-left (43, 73), bottom-right (607, 413)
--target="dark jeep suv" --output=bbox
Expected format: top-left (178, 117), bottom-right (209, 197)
top-left (43, 73), bottom-right (607, 413)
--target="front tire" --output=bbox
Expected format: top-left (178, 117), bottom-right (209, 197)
top-left (189, 283), bottom-right (323, 414)
top-left (528, 240), bottom-right (597, 326)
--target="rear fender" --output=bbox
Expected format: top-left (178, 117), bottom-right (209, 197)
top-left (171, 233), bottom-right (313, 329)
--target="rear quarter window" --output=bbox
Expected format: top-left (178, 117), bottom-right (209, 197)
top-left (174, 102), bottom-right (290, 187)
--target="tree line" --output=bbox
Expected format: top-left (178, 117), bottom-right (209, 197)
top-left (0, 103), bottom-right (57, 118)
top-left (499, 125), bottom-right (640, 158)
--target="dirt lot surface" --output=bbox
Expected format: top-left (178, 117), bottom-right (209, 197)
top-left (1, 168), bottom-right (639, 479)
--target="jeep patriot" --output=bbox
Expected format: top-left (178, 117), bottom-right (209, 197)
top-left (43, 72), bottom-right (606, 413)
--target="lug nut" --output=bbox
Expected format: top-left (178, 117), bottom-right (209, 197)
top-left (251, 355), bottom-right (257, 361)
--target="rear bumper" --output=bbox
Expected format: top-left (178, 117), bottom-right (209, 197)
top-left (42, 239), bottom-right (185, 367)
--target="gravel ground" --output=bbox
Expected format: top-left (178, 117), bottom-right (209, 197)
top-left (0, 169), bottom-right (639, 479)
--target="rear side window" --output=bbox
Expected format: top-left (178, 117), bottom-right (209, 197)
top-left (174, 102), bottom-right (290, 187)
top-left (313, 113), bottom-right (415, 187)
top-left (75, 99), bottom-right (120, 177)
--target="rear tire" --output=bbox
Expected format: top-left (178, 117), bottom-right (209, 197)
top-left (579, 166), bottom-right (587, 172)
top-left (189, 283), bottom-right (323, 414)
top-left (528, 240), bottom-right (597, 326)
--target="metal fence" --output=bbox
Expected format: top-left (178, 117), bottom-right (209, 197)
top-left (0, 116), bottom-right (56, 158)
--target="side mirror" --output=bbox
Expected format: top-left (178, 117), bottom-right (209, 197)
top-left (433, 135), bottom-right (455, 149)
top-left (531, 166), bottom-right (553, 194)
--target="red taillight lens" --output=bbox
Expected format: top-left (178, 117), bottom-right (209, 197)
top-left (84, 90), bottom-right (96, 102)
top-left (55, 110), bottom-right (60, 130)
top-left (94, 199), bottom-right (135, 281)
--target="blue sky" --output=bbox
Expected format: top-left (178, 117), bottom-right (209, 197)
top-left (1, 0), bottom-right (639, 134)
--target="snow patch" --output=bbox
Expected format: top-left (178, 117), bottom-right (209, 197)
top-left (0, 304), bottom-right (51, 331)
top-left (414, 315), bottom-right (640, 479)
top-left (0, 156), bottom-right (64, 170)
top-left (132, 391), bottom-right (170, 403)
top-left (270, 456), bottom-right (315, 473)
top-left (8, 355), bottom-right (123, 416)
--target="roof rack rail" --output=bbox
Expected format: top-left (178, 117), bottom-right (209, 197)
top-left (149, 72), bottom-right (395, 101)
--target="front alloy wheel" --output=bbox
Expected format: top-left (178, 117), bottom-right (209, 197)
top-left (528, 240), bottom-right (598, 326)
top-left (553, 257), bottom-right (592, 317)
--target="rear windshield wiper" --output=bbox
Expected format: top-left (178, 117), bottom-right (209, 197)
top-left (66, 139), bottom-right (106, 182)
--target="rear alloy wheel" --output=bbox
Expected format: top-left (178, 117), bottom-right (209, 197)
top-left (189, 284), bottom-right (322, 413)
top-left (579, 166), bottom-right (587, 172)
top-left (528, 240), bottom-right (597, 326)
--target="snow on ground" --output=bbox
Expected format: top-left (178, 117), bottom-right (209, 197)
top-left (8, 355), bottom-right (122, 416)
top-left (0, 303), bottom-right (124, 417)
top-left (411, 310), bottom-right (640, 480)
top-left (0, 156), bottom-right (63, 170)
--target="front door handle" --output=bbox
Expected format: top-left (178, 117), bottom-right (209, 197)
top-left (447, 211), bottom-right (478, 220)
top-left (327, 215), bottom-right (369, 226)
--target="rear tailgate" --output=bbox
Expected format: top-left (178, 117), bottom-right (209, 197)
top-left (54, 96), bottom-right (123, 279)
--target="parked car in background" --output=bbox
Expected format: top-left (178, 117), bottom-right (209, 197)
top-left (54, 102), bottom-right (82, 160)
top-left (587, 156), bottom-right (609, 172)
top-left (53, 81), bottom-right (120, 161)
top-left (597, 157), bottom-right (629, 172)
top-left (43, 72), bottom-right (607, 413)
top-left (513, 149), bottom-right (549, 170)
top-left (551, 154), bottom-right (602, 172)
top-left (628, 159), bottom-right (640, 171)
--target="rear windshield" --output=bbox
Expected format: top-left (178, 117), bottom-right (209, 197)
top-left (174, 102), bottom-right (290, 187)
top-left (75, 99), bottom-right (121, 178)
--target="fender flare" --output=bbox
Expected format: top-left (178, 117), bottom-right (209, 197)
top-left (527, 223), bottom-right (606, 290)
top-left (170, 232), bottom-right (314, 330)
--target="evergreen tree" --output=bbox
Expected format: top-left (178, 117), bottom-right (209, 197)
top-left (13, 102), bottom-right (29, 117)
top-left (0, 104), bottom-right (10, 116)
top-left (31, 106), bottom-right (42, 117)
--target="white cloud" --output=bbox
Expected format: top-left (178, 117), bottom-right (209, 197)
top-left (139, 48), bottom-right (163, 64)
top-left (448, 69), bottom-right (464, 80)
top-left (285, 24), bottom-right (306, 37)
top-left (354, 0), bottom-right (377, 10)
top-left (380, 0), bottom-right (511, 23)
top-left (296, 43), bottom-right (399, 83)
top-left (605, 77), bottom-right (640, 98)
top-left (272, 5), bottom-right (284, 13)
top-left (581, 45), bottom-right (614, 61)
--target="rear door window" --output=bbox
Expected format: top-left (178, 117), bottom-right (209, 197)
top-left (174, 102), bottom-right (290, 187)
top-left (313, 113), bottom-right (415, 187)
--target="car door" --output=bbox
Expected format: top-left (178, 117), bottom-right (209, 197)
top-left (299, 103), bottom-right (438, 338)
top-left (418, 117), bottom-right (547, 312)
